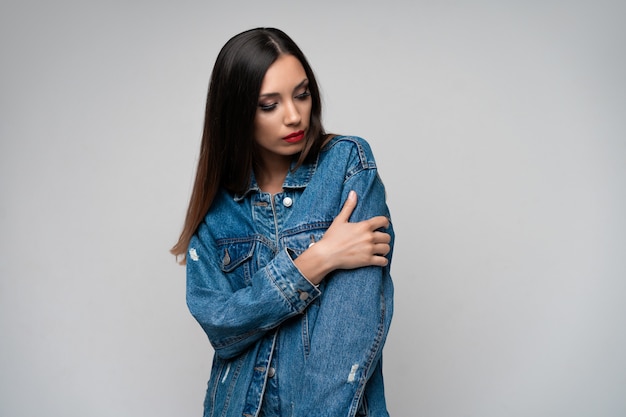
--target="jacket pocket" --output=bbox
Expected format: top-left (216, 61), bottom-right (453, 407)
top-left (217, 238), bottom-right (255, 286)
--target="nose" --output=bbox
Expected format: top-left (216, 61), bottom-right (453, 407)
top-left (283, 99), bottom-right (301, 126)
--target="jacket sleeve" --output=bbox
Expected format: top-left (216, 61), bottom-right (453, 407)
top-left (186, 233), bottom-right (321, 360)
top-left (295, 160), bottom-right (395, 416)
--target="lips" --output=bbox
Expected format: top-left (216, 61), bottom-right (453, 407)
top-left (283, 130), bottom-right (305, 144)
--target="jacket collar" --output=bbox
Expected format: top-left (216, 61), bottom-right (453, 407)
top-left (233, 156), bottom-right (318, 201)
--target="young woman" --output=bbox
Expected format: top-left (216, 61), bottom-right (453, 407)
top-left (171, 27), bottom-right (395, 417)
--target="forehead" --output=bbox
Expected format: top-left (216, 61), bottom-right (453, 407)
top-left (259, 55), bottom-right (307, 93)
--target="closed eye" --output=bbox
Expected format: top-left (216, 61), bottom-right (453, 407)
top-left (258, 102), bottom-right (277, 112)
top-left (295, 90), bottom-right (311, 100)
top-left (257, 79), bottom-right (310, 112)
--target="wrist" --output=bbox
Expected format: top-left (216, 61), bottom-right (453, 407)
top-left (293, 242), bottom-right (334, 285)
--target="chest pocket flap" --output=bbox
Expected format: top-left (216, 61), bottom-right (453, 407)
top-left (218, 240), bottom-right (255, 273)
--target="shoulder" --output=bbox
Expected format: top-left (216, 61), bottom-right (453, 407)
top-left (320, 135), bottom-right (378, 168)
top-left (323, 135), bottom-right (373, 152)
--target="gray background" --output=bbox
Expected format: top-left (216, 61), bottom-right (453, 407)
top-left (1, 0), bottom-right (625, 416)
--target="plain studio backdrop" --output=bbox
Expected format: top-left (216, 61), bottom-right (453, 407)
top-left (1, 1), bottom-right (625, 416)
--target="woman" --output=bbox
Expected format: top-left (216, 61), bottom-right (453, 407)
top-left (171, 27), bottom-right (395, 417)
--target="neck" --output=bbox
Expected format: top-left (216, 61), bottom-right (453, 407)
top-left (255, 156), bottom-right (291, 194)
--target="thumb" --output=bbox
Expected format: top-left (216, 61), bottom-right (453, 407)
top-left (335, 190), bottom-right (357, 222)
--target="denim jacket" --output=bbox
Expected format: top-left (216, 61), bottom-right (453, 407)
top-left (186, 136), bottom-right (394, 417)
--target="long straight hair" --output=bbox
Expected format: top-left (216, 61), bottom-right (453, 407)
top-left (171, 28), bottom-right (326, 262)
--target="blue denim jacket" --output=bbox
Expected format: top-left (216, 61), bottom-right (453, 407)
top-left (186, 136), bottom-right (394, 417)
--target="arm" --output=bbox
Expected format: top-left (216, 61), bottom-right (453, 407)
top-left (295, 167), bottom-right (395, 417)
top-left (186, 234), bottom-right (321, 360)
top-left (294, 189), bottom-right (391, 284)
top-left (186, 190), bottom-right (390, 361)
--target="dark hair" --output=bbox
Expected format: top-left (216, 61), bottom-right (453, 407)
top-left (171, 28), bottom-right (327, 261)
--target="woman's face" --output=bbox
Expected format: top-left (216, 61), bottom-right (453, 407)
top-left (254, 54), bottom-right (312, 166)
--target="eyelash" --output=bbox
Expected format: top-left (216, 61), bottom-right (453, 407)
top-left (259, 103), bottom-right (277, 112)
top-left (296, 90), bottom-right (311, 100)
top-left (258, 90), bottom-right (311, 112)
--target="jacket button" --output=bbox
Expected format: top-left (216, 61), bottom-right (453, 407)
top-left (282, 196), bottom-right (293, 207)
top-left (268, 367), bottom-right (276, 378)
top-left (299, 291), bottom-right (309, 301)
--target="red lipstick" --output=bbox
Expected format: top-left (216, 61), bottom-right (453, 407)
top-left (283, 130), bottom-right (305, 144)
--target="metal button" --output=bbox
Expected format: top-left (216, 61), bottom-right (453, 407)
top-left (268, 367), bottom-right (276, 378)
top-left (282, 196), bottom-right (293, 207)
top-left (299, 291), bottom-right (309, 301)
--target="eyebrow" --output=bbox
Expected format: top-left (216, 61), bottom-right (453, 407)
top-left (258, 78), bottom-right (309, 99)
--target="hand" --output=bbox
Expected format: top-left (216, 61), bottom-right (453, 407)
top-left (320, 190), bottom-right (391, 270)
top-left (294, 191), bottom-right (391, 284)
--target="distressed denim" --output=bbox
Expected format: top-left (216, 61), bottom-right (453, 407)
top-left (187, 136), bottom-right (394, 417)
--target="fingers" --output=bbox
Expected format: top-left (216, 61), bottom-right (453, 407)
top-left (334, 190), bottom-right (357, 223)
top-left (372, 230), bottom-right (392, 244)
top-left (374, 256), bottom-right (389, 267)
top-left (370, 252), bottom-right (390, 267)
top-left (336, 191), bottom-right (390, 232)
top-left (366, 215), bottom-right (390, 231)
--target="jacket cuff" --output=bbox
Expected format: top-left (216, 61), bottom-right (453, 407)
top-left (265, 248), bottom-right (321, 313)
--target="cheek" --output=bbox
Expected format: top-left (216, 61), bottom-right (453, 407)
top-left (254, 116), bottom-right (272, 138)
top-left (302, 103), bottom-right (313, 123)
